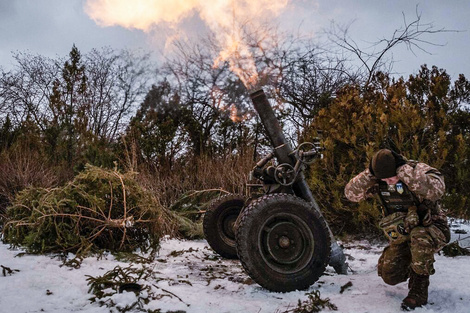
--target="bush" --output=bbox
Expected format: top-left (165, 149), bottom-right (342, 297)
top-left (309, 68), bottom-right (470, 234)
top-left (2, 165), bottom-right (178, 256)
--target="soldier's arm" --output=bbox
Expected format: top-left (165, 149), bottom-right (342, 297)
top-left (396, 163), bottom-right (445, 201)
top-left (344, 168), bottom-right (378, 202)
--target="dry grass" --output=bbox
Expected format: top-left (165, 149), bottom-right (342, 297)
top-left (135, 151), bottom-right (256, 208)
top-left (0, 146), bottom-right (59, 214)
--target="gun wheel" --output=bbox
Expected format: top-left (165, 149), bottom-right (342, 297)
top-left (203, 194), bottom-right (246, 259)
top-left (236, 193), bottom-right (330, 292)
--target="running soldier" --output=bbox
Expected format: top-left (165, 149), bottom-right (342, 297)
top-left (344, 149), bottom-right (450, 310)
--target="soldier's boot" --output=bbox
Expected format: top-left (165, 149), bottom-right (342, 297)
top-left (401, 271), bottom-right (429, 311)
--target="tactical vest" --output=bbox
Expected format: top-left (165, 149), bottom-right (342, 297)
top-left (378, 181), bottom-right (419, 216)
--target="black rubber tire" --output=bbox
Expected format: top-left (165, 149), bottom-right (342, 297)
top-left (236, 193), bottom-right (331, 292)
top-left (203, 194), bottom-right (246, 259)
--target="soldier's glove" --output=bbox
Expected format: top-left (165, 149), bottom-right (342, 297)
top-left (365, 184), bottom-right (379, 198)
top-left (368, 161), bottom-right (375, 177)
top-left (391, 150), bottom-right (407, 168)
top-left (404, 206), bottom-right (419, 233)
top-left (418, 203), bottom-right (433, 227)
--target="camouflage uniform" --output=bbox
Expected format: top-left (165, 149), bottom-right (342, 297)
top-left (345, 161), bottom-right (450, 284)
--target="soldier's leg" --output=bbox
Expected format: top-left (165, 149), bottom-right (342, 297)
top-left (409, 225), bottom-right (447, 276)
top-left (402, 225), bottom-right (448, 310)
top-left (377, 241), bottom-right (411, 285)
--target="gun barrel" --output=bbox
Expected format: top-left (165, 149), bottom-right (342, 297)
top-left (250, 89), bottom-right (293, 165)
top-left (249, 88), bottom-right (314, 202)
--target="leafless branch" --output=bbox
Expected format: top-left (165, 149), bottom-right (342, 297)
top-left (326, 5), bottom-right (459, 85)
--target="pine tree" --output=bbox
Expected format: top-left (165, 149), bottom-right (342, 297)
top-left (309, 67), bottom-right (469, 233)
top-left (46, 45), bottom-right (89, 167)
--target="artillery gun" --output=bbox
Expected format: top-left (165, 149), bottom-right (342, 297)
top-left (203, 89), bottom-right (347, 292)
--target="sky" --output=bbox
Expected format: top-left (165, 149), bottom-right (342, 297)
top-left (0, 0), bottom-right (469, 80)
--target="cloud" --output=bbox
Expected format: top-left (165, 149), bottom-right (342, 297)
top-left (84, 0), bottom-right (291, 88)
top-left (0, 1), bottom-right (16, 19)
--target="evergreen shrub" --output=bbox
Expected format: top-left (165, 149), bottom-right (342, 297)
top-left (2, 165), bottom-right (178, 256)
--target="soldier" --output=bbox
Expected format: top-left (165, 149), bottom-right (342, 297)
top-left (344, 149), bottom-right (450, 311)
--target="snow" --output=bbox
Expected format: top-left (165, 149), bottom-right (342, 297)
top-left (1, 220), bottom-right (469, 313)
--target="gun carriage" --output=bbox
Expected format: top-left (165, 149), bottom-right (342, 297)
top-left (203, 89), bottom-right (347, 292)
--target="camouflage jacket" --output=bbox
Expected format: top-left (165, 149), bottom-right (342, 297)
top-left (344, 161), bottom-right (449, 240)
top-left (344, 162), bottom-right (445, 203)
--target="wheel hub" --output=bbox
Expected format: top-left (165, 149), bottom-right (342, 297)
top-left (259, 214), bottom-right (315, 274)
top-left (278, 236), bottom-right (290, 248)
top-left (265, 221), bottom-right (306, 264)
top-left (222, 214), bottom-right (237, 239)
top-left (218, 208), bottom-right (240, 241)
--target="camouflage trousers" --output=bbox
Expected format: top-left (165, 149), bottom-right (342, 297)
top-left (377, 225), bottom-right (448, 285)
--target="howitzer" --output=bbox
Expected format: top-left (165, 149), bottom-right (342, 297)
top-left (203, 88), bottom-right (347, 292)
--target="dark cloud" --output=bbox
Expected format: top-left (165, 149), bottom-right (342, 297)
top-left (0, 1), bottom-right (16, 18)
top-left (0, 0), bottom-right (149, 70)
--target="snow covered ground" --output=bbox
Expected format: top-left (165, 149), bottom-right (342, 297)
top-left (0, 219), bottom-right (469, 313)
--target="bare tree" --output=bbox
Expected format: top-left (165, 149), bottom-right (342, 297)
top-left (275, 41), bottom-right (358, 127)
top-left (161, 36), bottom-right (253, 156)
top-left (326, 6), bottom-right (456, 85)
top-left (0, 47), bottom-right (152, 141)
top-left (0, 52), bottom-right (60, 128)
top-left (85, 47), bottom-right (152, 141)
